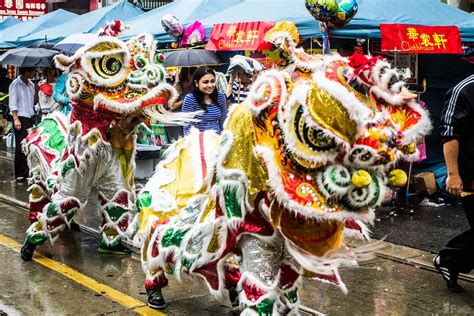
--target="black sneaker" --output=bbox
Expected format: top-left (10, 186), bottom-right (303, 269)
top-left (69, 221), bottom-right (81, 231)
top-left (433, 255), bottom-right (464, 293)
top-left (20, 240), bottom-right (36, 261)
top-left (228, 287), bottom-right (239, 307)
top-left (97, 243), bottom-right (132, 255)
top-left (147, 289), bottom-right (166, 309)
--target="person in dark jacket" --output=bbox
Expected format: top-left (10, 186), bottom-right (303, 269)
top-left (0, 68), bottom-right (12, 95)
top-left (434, 74), bottom-right (474, 293)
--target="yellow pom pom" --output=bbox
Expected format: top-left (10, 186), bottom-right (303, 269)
top-left (388, 169), bottom-right (408, 188)
top-left (351, 170), bottom-right (372, 188)
top-left (399, 142), bottom-right (417, 155)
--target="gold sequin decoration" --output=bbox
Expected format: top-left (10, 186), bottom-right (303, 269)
top-left (223, 104), bottom-right (269, 201)
top-left (87, 42), bottom-right (124, 53)
top-left (399, 142), bottom-right (417, 155)
top-left (200, 198), bottom-right (216, 223)
top-left (138, 207), bottom-right (180, 234)
top-left (307, 82), bottom-right (357, 144)
top-left (207, 224), bottom-right (221, 254)
top-left (142, 229), bottom-right (153, 261)
top-left (87, 130), bottom-right (101, 147)
top-left (31, 187), bottom-right (43, 200)
top-left (33, 221), bottom-right (43, 233)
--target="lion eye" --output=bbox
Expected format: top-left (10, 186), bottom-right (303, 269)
top-left (92, 53), bottom-right (122, 78)
top-left (135, 55), bottom-right (147, 69)
top-left (154, 52), bottom-right (165, 64)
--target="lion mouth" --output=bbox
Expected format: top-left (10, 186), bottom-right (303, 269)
top-left (93, 83), bottom-right (176, 114)
top-left (270, 201), bottom-right (344, 257)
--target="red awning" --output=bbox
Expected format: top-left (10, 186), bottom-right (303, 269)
top-left (206, 21), bottom-right (275, 51)
top-left (380, 24), bottom-right (462, 54)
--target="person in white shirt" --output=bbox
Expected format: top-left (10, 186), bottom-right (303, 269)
top-left (8, 67), bottom-right (37, 182)
top-left (225, 55), bottom-right (262, 105)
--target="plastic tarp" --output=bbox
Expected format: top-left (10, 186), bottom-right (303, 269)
top-left (327, 0), bottom-right (474, 43)
top-left (145, 0), bottom-right (474, 44)
top-left (16, 0), bottom-right (143, 47)
top-left (199, 0), bottom-right (320, 41)
top-left (121, 0), bottom-right (245, 40)
top-left (0, 16), bottom-right (22, 31)
top-left (0, 9), bottom-right (77, 48)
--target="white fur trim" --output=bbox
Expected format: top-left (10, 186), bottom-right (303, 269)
top-left (255, 145), bottom-right (375, 223)
top-left (246, 69), bottom-right (288, 116)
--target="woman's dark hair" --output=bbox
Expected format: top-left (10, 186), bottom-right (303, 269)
top-left (191, 66), bottom-right (218, 111)
top-left (179, 67), bottom-right (196, 83)
top-left (177, 67), bottom-right (196, 98)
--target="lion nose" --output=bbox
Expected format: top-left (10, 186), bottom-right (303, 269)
top-left (145, 65), bottom-right (165, 86)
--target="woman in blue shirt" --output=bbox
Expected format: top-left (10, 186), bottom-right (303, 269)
top-left (182, 67), bottom-right (227, 135)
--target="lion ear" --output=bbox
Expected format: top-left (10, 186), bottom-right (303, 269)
top-left (54, 54), bottom-right (78, 71)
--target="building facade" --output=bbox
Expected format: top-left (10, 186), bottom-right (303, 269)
top-left (1, 0), bottom-right (48, 20)
top-left (101, 0), bottom-right (172, 11)
top-left (46, 0), bottom-right (173, 15)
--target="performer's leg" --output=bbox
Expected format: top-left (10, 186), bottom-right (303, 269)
top-left (238, 234), bottom-right (291, 315)
top-left (438, 195), bottom-right (474, 279)
top-left (96, 189), bottom-right (133, 254)
top-left (14, 117), bottom-right (32, 179)
top-left (224, 255), bottom-right (242, 307)
top-left (21, 164), bottom-right (92, 261)
top-left (95, 148), bottom-right (134, 254)
top-left (275, 254), bottom-right (302, 315)
top-left (21, 195), bottom-right (82, 261)
top-left (27, 176), bottom-right (52, 223)
top-left (439, 195), bottom-right (474, 273)
top-left (142, 227), bottom-right (168, 309)
top-left (145, 268), bottom-right (168, 309)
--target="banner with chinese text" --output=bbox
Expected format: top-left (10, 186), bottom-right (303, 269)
top-left (206, 21), bottom-right (274, 51)
top-left (380, 24), bottom-right (462, 54)
top-left (0, 0), bottom-right (47, 20)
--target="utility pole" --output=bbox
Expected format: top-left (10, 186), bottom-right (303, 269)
top-left (447, 0), bottom-right (471, 12)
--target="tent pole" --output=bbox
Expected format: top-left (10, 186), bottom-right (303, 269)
top-left (394, 48), bottom-right (398, 67)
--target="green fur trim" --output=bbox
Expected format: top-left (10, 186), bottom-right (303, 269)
top-left (161, 228), bottom-right (190, 248)
top-left (224, 186), bottom-right (242, 218)
top-left (136, 190), bottom-right (152, 213)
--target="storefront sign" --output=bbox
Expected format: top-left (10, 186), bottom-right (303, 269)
top-left (0, 0), bottom-right (47, 20)
top-left (206, 21), bottom-right (274, 51)
top-left (380, 24), bottom-right (462, 54)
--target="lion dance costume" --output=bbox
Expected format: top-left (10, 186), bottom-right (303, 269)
top-left (135, 25), bottom-right (431, 314)
top-left (20, 31), bottom-right (195, 260)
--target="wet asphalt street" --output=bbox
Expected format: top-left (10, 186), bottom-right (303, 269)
top-left (0, 146), bottom-right (473, 315)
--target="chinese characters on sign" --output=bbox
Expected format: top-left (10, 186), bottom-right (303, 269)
top-left (206, 21), bottom-right (275, 51)
top-left (0, 0), bottom-right (47, 20)
top-left (380, 24), bottom-right (462, 54)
